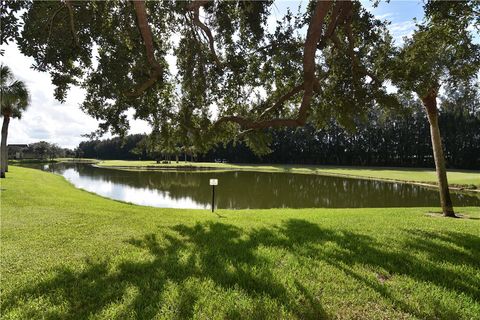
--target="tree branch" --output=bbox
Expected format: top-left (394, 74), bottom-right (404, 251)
top-left (126, 1), bottom-right (164, 97)
top-left (65, 0), bottom-right (79, 46)
top-left (214, 0), bottom-right (335, 130)
top-left (186, 0), bottom-right (210, 11)
top-left (47, 5), bottom-right (65, 45)
top-left (317, 1), bottom-right (352, 50)
top-left (295, 0), bottom-right (333, 124)
top-left (193, 8), bottom-right (222, 66)
top-left (318, 1), bottom-right (343, 48)
top-left (188, 1), bottom-right (222, 66)
top-left (259, 83), bottom-right (305, 119)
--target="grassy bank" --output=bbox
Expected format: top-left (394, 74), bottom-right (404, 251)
top-left (1, 166), bottom-right (479, 319)
top-left (97, 160), bottom-right (480, 188)
top-left (9, 158), bottom-right (98, 165)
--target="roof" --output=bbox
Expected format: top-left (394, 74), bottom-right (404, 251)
top-left (8, 144), bottom-right (29, 148)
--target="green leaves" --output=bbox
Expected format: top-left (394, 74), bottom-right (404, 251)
top-left (0, 64), bottom-right (30, 119)
top-left (0, 0), bottom-right (27, 47)
top-left (16, 0), bottom-right (470, 156)
top-left (392, 1), bottom-right (480, 98)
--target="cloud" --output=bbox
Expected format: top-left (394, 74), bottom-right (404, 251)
top-left (361, 0), bottom-right (422, 44)
top-left (389, 20), bottom-right (417, 43)
top-left (376, 13), bottom-right (395, 20)
top-left (1, 44), bottom-right (150, 149)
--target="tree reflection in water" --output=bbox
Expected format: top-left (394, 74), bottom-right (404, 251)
top-left (32, 163), bottom-right (480, 209)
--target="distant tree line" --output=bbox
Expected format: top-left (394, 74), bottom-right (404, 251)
top-left (199, 106), bottom-right (480, 169)
top-left (77, 103), bottom-right (479, 169)
top-left (78, 134), bottom-right (148, 160)
top-left (27, 141), bottom-right (75, 159)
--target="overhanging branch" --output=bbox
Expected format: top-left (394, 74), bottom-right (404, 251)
top-left (65, 0), bottom-right (79, 46)
top-left (215, 0), bottom-right (337, 131)
top-left (126, 1), bottom-right (164, 97)
top-left (187, 0), bottom-right (222, 66)
top-left (47, 5), bottom-right (65, 45)
top-left (259, 83), bottom-right (305, 119)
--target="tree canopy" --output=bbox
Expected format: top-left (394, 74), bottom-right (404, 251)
top-left (76, 104), bottom-right (480, 169)
top-left (9, 0), bottom-right (398, 153)
top-left (0, 64), bottom-right (30, 118)
top-left (391, 1), bottom-right (480, 99)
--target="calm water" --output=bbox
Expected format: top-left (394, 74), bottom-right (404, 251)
top-left (24, 163), bottom-right (480, 209)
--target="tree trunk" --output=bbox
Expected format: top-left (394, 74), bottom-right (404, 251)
top-left (1, 116), bottom-right (10, 178)
top-left (421, 90), bottom-right (455, 217)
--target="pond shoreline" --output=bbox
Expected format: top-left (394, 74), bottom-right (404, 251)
top-left (94, 163), bottom-right (480, 194)
top-left (17, 163), bottom-right (480, 209)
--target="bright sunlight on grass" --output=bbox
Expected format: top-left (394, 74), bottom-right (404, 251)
top-left (1, 166), bottom-right (479, 319)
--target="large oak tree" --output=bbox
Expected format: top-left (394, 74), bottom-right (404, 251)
top-left (10, 0), bottom-right (395, 148)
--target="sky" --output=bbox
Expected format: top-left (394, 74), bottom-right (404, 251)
top-left (1, 0), bottom-right (425, 149)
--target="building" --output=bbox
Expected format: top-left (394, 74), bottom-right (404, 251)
top-left (7, 144), bottom-right (36, 159)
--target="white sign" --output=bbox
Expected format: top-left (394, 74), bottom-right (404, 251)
top-left (209, 179), bottom-right (218, 186)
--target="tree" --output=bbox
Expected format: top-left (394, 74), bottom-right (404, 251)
top-left (0, 64), bottom-right (30, 178)
top-left (441, 80), bottom-right (480, 118)
top-left (78, 134), bottom-right (147, 159)
top-left (28, 141), bottom-right (52, 159)
top-left (391, 1), bottom-right (480, 217)
top-left (14, 0), bottom-right (397, 149)
top-left (74, 147), bottom-right (84, 159)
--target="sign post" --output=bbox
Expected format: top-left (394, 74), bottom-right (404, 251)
top-left (209, 179), bottom-right (218, 212)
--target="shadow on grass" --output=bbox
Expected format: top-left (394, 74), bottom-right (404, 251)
top-left (2, 220), bottom-right (479, 319)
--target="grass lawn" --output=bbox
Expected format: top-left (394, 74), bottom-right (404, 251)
top-left (1, 166), bottom-right (479, 319)
top-left (9, 158), bottom-right (98, 164)
top-left (96, 160), bottom-right (480, 188)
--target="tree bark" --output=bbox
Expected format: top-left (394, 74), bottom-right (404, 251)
top-left (1, 116), bottom-right (10, 178)
top-left (421, 90), bottom-right (455, 217)
top-left (126, 1), bottom-right (163, 97)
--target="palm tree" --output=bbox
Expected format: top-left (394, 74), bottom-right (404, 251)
top-left (1, 65), bottom-right (30, 178)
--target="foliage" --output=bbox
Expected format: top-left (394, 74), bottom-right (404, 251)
top-left (0, 0), bottom-right (26, 50)
top-left (201, 106), bottom-right (480, 169)
top-left (441, 80), bottom-right (480, 117)
top-left (77, 102), bottom-right (480, 169)
top-left (78, 134), bottom-right (147, 160)
top-left (391, 1), bottom-right (480, 98)
top-left (2, 166), bottom-right (480, 319)
top-left (1, 63), bottom-right (31, 178)
top-left (16, 0), bottom-right (399, 152)
top-left (24, 141), bottom-right (71, 159)
top-left (0, 64), bottom-right (30, 118)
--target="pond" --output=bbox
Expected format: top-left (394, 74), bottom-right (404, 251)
top-left (23, 163), bottom-right (480, 209)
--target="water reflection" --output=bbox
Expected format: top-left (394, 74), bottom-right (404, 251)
top-left (27, 163), bottom-right (480, 209)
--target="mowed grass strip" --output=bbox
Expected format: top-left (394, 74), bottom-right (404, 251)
top-left (96, 160), bottom-right (480, 188)
top-left (1, 166), bottom-right (479, 319)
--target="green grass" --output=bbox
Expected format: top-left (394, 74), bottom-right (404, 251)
top-left (1, 166), bottom-right (479, 319)
top-left (97, 160), bottom-right (480, 188)
top-left (9, 158), bottom-right (98, 164)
